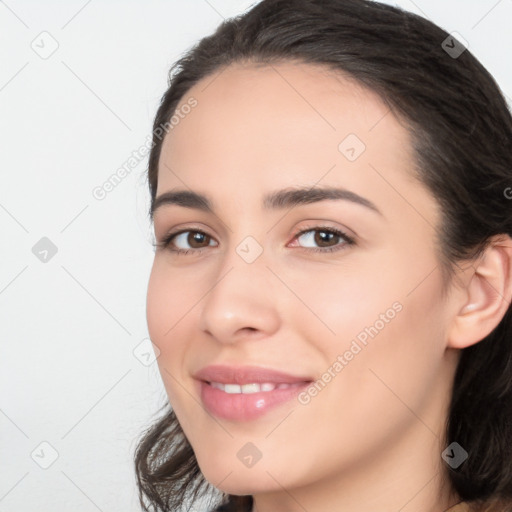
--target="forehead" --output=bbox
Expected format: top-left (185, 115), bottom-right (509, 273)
top-left (166, 61), bottom-right (402, 158)
top-left (156, 61), bottom-right (435, 225)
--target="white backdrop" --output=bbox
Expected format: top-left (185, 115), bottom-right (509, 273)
top-left (1, 1), bottom-right (511, 511)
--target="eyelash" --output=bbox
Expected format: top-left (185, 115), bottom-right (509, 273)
top-left (153, 225), bottom-right (355, 256)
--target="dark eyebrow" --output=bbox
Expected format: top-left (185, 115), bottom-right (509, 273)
top-left (150, 186), bottom-right (382, 220)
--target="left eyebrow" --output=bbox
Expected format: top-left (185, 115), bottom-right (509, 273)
top-left (150, 186), bottom-right (383, 221)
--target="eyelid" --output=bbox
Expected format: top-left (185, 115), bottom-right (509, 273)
top-left (154, 222), bottom-right (212, 242)
top-left (291, 223), bottom-right (355, 243)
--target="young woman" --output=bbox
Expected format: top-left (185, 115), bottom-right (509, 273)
top-left (134, 1), bottom-right (512, 511)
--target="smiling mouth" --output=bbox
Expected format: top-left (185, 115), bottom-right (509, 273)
top-left (193, 364), bottom-right (315, 421)
top-left (197, 379), bottom-right (313, 421)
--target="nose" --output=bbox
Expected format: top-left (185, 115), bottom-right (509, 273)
top-left (197, 249), bottom-right (281, 345)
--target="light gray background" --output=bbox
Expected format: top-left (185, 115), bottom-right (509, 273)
top-left (1, 1), bottom-right (511, 511)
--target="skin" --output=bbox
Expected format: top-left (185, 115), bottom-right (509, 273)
top-left (146, 62), bottom-right (512, 512)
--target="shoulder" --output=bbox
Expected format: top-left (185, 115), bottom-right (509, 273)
top-left (209, 496), bottom-right (253, 512)
top-left (446, 502), bottom-right (471, 512)
top-left (455, 499), bottom-right (512, 512)
top-left (478, 501), bottom-right (512, 512)
top-left (209, 504), bottom-right (231, 512)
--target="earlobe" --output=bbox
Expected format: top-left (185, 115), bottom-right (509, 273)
top-left (447, 235), bottom-right (512, 350)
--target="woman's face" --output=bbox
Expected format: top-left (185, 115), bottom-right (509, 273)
top-left (146, 62), bottom-right (461, 504)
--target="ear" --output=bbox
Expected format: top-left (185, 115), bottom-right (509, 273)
top-left (447, 235), bottom-right (512, 349)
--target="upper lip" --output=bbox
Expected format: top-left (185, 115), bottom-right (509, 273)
top-left (194, 365), bottom-right (314, 385)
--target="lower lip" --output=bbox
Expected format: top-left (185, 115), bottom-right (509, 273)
top-left (198, 380), bottom-right (311, 421)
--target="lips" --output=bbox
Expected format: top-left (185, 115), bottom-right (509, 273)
top-left (194, 364), bottom-right (313, 385)
top-left (193, 365), bottom-right (314, 421)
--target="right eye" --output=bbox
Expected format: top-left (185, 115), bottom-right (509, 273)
top-left (154, 229), bottom-right (218, 255)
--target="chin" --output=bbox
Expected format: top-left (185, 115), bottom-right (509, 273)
top-left (198, 460), bottom-right (282, 495)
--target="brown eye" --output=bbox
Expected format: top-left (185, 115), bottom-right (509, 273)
top-left (184, 231), bottom-right (211, 248)
top-left (158, 229), bottom-right (217, 254)
top-left (293, 227), bottom-right (354, 253)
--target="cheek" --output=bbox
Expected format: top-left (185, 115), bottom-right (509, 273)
top-left (146, 260), bottom-right (199, 429)
top-left (146, 261), bottom-right (170, 344)
top-left (319, 265), bottom-right (448, 425)
top-left (146, 258), bottom-right (192, 342)
top-left (287, 246), bottom-right (448, 411)
top-left (146, 259), bottom-right (193, 380)
top-left (280, 252), bottom-right (402, 351)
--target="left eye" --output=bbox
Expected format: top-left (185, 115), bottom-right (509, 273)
top-left (155, 226), bottom-right (355, 255)
top-left (291, 227), bottom-right (355, 253)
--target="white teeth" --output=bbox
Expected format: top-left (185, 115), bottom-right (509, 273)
top-left (209, 382), bottom-right (282, 393)
top-left (241, 383), bottom-right (261, 394)
top-left (224, 384), bottom-right (241, 394)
